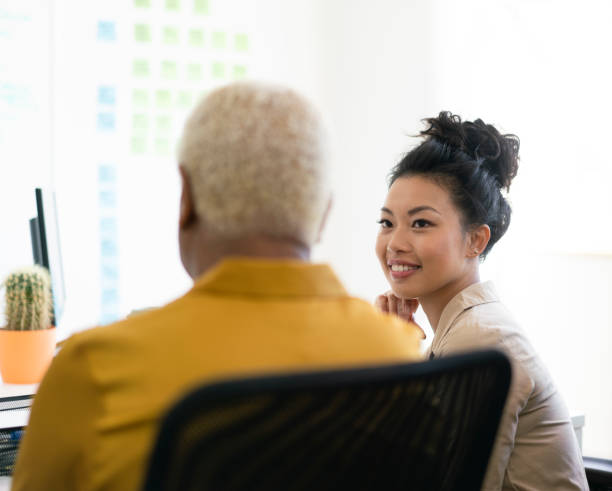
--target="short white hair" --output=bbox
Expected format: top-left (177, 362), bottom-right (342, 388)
top-left (178, 81), bottom-right (331, 246)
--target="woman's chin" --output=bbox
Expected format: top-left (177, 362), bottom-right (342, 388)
top-left (390, 285), bottom-right (420, 300)
top-left (384, 272), bottom-right (423, 299)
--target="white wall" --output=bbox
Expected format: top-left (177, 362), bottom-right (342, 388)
top-left (310, 0), bottom-right (434, 303)
top-left (487, 251), bottom-right (612, 459)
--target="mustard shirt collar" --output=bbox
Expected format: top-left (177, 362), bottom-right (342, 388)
top-left (435, 281), bottom-right (500, 341)
top-left (192, 258), bottom-right (349, 298)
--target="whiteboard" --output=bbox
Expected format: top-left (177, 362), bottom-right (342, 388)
top-left (1, 0), bottom-right (258, 336)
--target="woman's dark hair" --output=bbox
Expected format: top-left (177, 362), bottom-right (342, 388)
top-left (389, 111), bottom-right (519, 259)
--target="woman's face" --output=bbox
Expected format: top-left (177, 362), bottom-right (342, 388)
top-left (375, 175), bottom-right (476, 303)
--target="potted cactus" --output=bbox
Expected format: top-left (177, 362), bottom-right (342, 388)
top-left (0, 265), bottom-right (56, 384)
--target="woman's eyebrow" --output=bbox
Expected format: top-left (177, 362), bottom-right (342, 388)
top-left (381, 205), bottom-right (441, 216)
top-left (407, 205), bottom-right (441, 216)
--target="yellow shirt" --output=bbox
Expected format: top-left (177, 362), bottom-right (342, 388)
top-left (12, 259), bottom-right (421, 491)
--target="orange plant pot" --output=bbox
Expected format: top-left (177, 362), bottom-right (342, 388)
top-left (0, 328), bottom-right (56, 384)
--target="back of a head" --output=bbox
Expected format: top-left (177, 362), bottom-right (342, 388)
top-left (390, 112), bottom-right (520, 258)
top-left (178, 81), bottom-right (330, 246)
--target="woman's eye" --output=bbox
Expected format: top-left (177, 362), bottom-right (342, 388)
top-left (377, 219), bottom-right (392, 229)
top-left (412, 219), bottom-right (431, 229)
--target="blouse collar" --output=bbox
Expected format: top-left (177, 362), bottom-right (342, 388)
top-left (428, 281), bottom-right (499, 356)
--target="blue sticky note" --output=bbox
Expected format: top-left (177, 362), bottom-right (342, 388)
top-left (101, 239), bottom-right (118, 257)
top-left (100, 287), bottom-right (120, 322)
top-left (99, 189), bottom-right (117, 208)
top-left (100, 273), bottom-right (119, 292)
top-left (102, 290), bottom-right (119, 302)
top-left (97, 112), bottom-right (115, 131)
top-left (100, 269), bottom-right (120, 291)
top-left (99, 217), bottom-right (118, 238)
top-left (98, 86), bottom-right (116, 105)
top-left (101, 288), bottom-right (120, 306)
top-left (100, 256), bottom-right (119, 277)
top-left (98, 164), bottom-right (116, 183)
top-left (101, 263), bottom-right (119, 280)
top-left (97, 21), bottom-right (117, 41)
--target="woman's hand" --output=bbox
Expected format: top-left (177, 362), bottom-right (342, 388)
top-left (375, 292), bottom-right (425, 339)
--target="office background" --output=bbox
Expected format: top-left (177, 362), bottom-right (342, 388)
top-left (0, 0), bottom-right (610, 459)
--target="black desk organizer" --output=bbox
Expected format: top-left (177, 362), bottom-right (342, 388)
top-left (0, 395), bottom-right (32, 476)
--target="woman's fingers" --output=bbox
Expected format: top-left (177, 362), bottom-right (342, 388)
top-left (406, 298), bottom-right (420, 316)
top-left (387, 293), bottom-right (414, 325)
top-left (375, 293), bottom-right (426, 339)
top-left (375, 292), bottom-right (425, 338)
top-left (397, 297), bottom-right (414, 322)
top-left (387, 293), bottom-right (399, 316)
top-left (375, 295), bottom-right (389, 313)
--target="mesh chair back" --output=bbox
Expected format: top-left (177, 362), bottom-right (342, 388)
top-left (144, 349), bottom-right (511, 491)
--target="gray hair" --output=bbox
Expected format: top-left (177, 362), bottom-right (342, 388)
top-left (177, 81), bottom-right (331, 246)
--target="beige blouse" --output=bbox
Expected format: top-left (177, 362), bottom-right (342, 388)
top-left (426, 281), bottom-right (587, 491)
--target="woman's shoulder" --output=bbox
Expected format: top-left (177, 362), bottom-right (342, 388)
top-left (445, 290), bottom-right (519, 340)
top-left (446, 299), bottom-right (557, 393)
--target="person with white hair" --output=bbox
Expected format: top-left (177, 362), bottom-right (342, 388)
top-left (12, 81), bottom-right (422, 491)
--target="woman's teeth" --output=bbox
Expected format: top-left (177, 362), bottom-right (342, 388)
top-left (390, 264), bottom-right (419, 272)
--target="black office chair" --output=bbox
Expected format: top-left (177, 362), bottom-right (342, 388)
top-left (143, 349), bottom-right (511, 491)
top-left (585, 456), bottom-right (612, 491)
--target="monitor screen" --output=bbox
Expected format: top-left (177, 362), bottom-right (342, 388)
top-left (29, 188), bottom-right (65, 327)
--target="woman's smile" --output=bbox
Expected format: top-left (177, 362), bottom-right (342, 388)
top-left (387, 260), bottom-right (421, 279)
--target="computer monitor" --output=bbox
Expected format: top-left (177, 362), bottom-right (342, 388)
top-left (29, 188), bottom-right (65, 327)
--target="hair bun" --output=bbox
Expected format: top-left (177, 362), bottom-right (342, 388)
top-left (420, 111), bottom-right (519, 190)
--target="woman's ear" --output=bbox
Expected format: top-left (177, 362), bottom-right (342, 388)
top-left (468, 224), bottom-right (491, 257)
top-left (178, 166), bottom-right (197, 230)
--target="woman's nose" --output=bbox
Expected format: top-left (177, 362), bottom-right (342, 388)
top-left (387, 229), bottom-right (410, 253)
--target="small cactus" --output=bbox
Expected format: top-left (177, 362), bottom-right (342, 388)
top-left (3, 266), bottom-right (53, 331)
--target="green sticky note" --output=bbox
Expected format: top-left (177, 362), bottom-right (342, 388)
top-left (134, 24), bottom-right (151, 42)
top-left (188, 29), bottom-right (204, 47)
top-left (165, 0), bottom-right (180, 10)
top-left (131, 137), bottom-right (147, 154)
top-left (233, 65), bottom-right (247, 80)
top-left (156, 115), bottom-right (172, 133)
top-left (132, 89), bottom-right (149, 107)
top-left (176, 90), bottom-right (193, 108)
top-left (155, 90), bottom-right (172, 108)
top-left (161, 61), bottom-right (178, 79)
top-left (162, 26), bottom-right (179, 45)
top-left (187, 63), bottom-right (203, 81)
top-left (235, 33), bottom-right (248, 52)
top-left (132, 114), bottom-right (149, 131)
top-left (155, 138), bottom-right (171, 155)
top-left (212, 31), bottom-right (226, 49)
top-left (194, 0), bottom-right (208, 14)
top-left (134, 0), bottom-right (150, 7)
top-left (133, 59), bottom-right (150, 77)
top-left (211, 61), bottom-right (225, 79)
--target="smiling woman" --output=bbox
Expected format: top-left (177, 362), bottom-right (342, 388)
top-left (376, 176), bottom-right (488, 330)
top-left (375, 112), bottom-right (588, 490)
